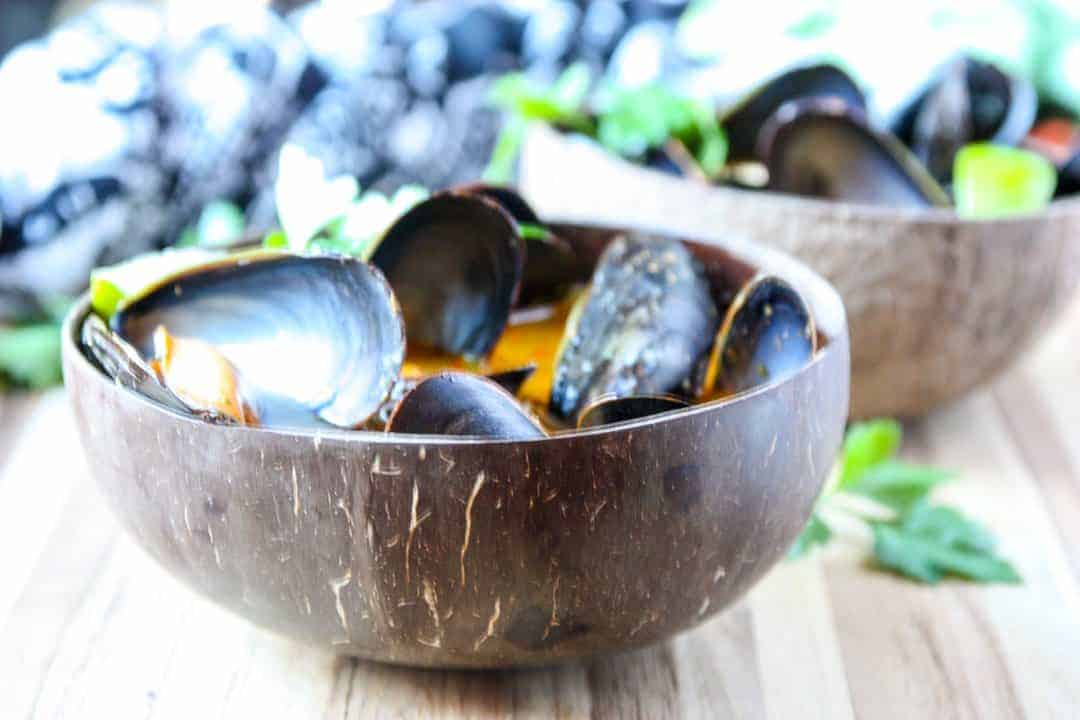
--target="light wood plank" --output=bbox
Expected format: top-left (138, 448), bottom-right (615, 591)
top-left (0, 391), bottom-right (82, 628)
top-left (749, 558), bottom-right (855, 720)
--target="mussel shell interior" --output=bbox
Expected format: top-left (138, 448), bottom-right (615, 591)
top-left (370, 193), bottom-right (525, 358)
top-left (387, 372), bottom-right (546, 439)
top-left (708, 274), bottom-right (816, 397)
top-left (577, 394), bottom-right (689, 429)
top-left (760, 98), bottom-right (950, 208)
top-left (111, 254), bottom-right (405, 429)
top-left (723, 63), bottom-right (866, 162)
top-left (549, 233), bottom-right (719, 420)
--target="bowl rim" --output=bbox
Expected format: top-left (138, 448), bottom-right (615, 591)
top-left (63, 224), bottom-right (849, 447)
top-left (541, 128), bottom-right (1080, 225)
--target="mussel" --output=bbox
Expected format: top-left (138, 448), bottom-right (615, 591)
top-left (454, 183), bottom-right (586, 306)
top-left (369, 193), bottom-right (524, 359)
top-left (722, 63), bottom-right (866, 163)
top-left (704, 274), bottom-right (816, 397)
top-left (549, 233), bottom-right (718, 420)
top-left (759, 98), bottom-right (950, 208)
top-left (892, 56), bottom-right (1037, 182)
top-left (387, 372), bottom-right (546, 439)
top-left (109, 253), bottom-right (405, 429)
top-left (576, 393), bottom-right (689, 429)
top-left (81, 314), bottom-right (195, 418)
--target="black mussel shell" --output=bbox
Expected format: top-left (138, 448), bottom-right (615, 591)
top-left (549, 233), bottom-right (719, 421)
top-left (454, 183), bottom-right (587, 306)
top-left (111, 253), bottom-right (405, 429)
top-left (370, 193), bottom-right (525, 358)
top-left (1024, 119), bottom-right (1080, 196)
top-left (367, 364), bottom-right (537, 431)
top-left (893, 56), bottom-right (1037, 182)
top-left (760, 98), bottom-right (951, 208)
top-left (387, 372), bottom-right (546, 439)
top-left (577, 393), bottom-right (689, 429)
top-left (723, 63), bottom-right (866, 163)
top-left (81, 314), bottom-right (196, 418)
top-left (705, 275), bottom-right (816, 397)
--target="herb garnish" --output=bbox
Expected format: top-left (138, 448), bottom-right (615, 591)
top-left (790, 419), bottom-right (1021, 584)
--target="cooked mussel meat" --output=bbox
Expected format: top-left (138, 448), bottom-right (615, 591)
top-left (111, 253), bottom-right (405, 429)
top-left (577, 393), bottom-right (689, 429)
top-left (723, 63), bottom-right (866, 163)
top-left (893, 56), bottom-right (1037, 182)
top-left (387, 372), bottom-right (547, 439)
top-left (704, 274), bottom-right (816, 397)
top-left (760, 98), bottom-right (950, 207)
top-left (549, 233), bottom-right (718, 420)
top-left (370, 193), bottom-right (525, 358)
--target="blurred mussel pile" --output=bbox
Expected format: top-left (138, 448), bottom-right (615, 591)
top-left (80, 186), bottom-right (818, 436)
top-left (0, 0), bottom-right (687, 326)
top-left (504, 55), bottom-right (1080, 216)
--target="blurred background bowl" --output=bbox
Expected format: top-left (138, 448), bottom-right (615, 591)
top-left (520, 125), bottom-right (1080, 418)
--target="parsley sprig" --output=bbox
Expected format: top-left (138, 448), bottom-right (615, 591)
top-left (486, 63), bottom-right (728, 182)
top-left (790, 419), bottom-right (1021, 584)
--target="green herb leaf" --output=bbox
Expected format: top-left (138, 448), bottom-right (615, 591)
top-left (483, 115), bottom-right (527, 183)
top-left (954, 143), bottom-right (1057, 218)
top-left (518, 223), bottom-right (552, 242)
top-left (0, 323), bottom-right (63, 389)
top-left (788, 513), bottom-right (832, 558)
top-left (846, 461), bottom-right (952, 513)
top-left (871, 516), bottom-right (1021, 584)
top-left (838, 419), bottom-right (903, 490)
top-left (262, 230), bottom-right (288, 249)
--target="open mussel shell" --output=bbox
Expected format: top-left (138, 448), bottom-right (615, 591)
top-left (454, 183), bottom-right (587, 307)
top-left (111, 253), bottom-right (405, 429)
top-left (705, 274), bottom-right (816, 397)
top-left (723, 63), bottom-right (866, 163)
top-left (387, 372), bottom-right (547, 439)
top-left (549, 233), bottom-right (718, 421)
top-left (759, 98), bottom-right (951, 208)
top-left (80, 314), bottom-right (196, 419)
top-left (893, 56), bottom-right (1037, 182)
top-left (370, 193), bottom-right (525, 358)
top-left (577, 394), bottom-right (689, 429)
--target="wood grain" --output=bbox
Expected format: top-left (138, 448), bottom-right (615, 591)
top-left (1, 301), bottom-right (1079, 718)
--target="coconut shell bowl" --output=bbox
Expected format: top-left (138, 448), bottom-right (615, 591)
top-left (63, 205), bottom-right (849, 669)
top-left (520, 125), bottom-right (1080, 420)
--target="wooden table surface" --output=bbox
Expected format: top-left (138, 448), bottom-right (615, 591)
top-left (2, 302), bottom-right (1079, 719)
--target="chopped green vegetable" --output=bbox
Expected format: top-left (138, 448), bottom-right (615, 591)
top-left (90, 248), bottom-right (222, 319)
top-left (262, 230), bottom-right (288, 249)
top-left (789, 418), bottom-right (1020, 585)
top-left (518, 223), bottom-right (552, 242)
top-left (954, 143), bottom-right (1057, 218)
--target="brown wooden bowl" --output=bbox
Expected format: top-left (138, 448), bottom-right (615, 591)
top-left (520, 125), bottom-right (1080, 419)
top-left (62, 225), bottom-right (849, 669)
